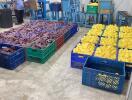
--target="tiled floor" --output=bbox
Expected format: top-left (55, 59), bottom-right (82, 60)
top-left (0, 23), bottom-right (127, 100)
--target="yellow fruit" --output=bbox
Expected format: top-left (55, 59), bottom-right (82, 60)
top-left (120, 26), bottom-right (132, 33)
top-left (73, 43), bottom-right (95, 55)
top-left (103, 30), bottom-right (118, 38)
top-left (105, 25), bottom-right (119, 32)
top-left (119, 32), bottom-right (132, 38)
top-left (95, 46), bottom-right (116, 60)
top-left (81, 35), bottom-right (99, 44)
top-left (119, 38), bottom-right (132, 49)
top-left (118, 49), bottom-right (132, 63)
top-left (100, 37), bottom-right (117, 46)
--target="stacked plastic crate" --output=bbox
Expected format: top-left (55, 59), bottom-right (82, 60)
top-left (71, 24), bottom-right (132, 94)
top-left (0, 21), bottom-right (78, 69)
top-left (98, 0), bottom-right (113, 24)
top-left (85, 3), bottom-right (98, 27)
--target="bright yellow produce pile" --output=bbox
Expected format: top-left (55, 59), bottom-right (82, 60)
top-left (73, 24), bottom-right (132, 63)
top-left (120, 26), bottom-right (132, 33)
top-left (95, 46), bottom-right (117, 60)
top-left (119, 38), bottom-right (132, 49)
top-left (73, 24), bottom-right (104, 55)
top-left (73, 43), bottom-right (95, 55)
top-left (118, 26), bottom-right (132, 49)
top-left (100, 37), bottom-right (117, 46)
top-left (103, 25), bottom-right (118, 38)
top-left (81, 35), bottom-right (99, 44)
top-left (118, 49), bottom-right (132, 63)
top-left (87, 24), bottom-right (105, 36)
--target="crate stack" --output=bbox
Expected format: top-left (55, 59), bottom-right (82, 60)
top-left (85, 3), bottom-right (98, 27)
top-left (71, 24), bottom-right (132, 94)
top-left (98, 0), bottom-right (113, 24)
top-left (116, 11), bottom-right (132, 26)
top-left (0, 20), bottom-right (78, 69)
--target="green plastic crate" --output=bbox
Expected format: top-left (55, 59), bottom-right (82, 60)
top-left (26, 41), bottom-right (56, 58)
top-left (86, 5), bottom-right (98, 14)
top-left (27, 48), bottom-right (55, 64)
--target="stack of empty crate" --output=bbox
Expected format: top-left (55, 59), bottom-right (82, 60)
top-left (85, 3), bottom-right (98, 27)
top-left (98, 0), bottom-right (113, 24)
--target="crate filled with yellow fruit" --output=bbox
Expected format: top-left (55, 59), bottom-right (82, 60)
top-left (120, 26), bottom-right (132, 33)
top-left (99, 37), bottom-right (117, 47)
top-left (102, 25), bottom-right (119, 38)
top-left (118, 38), bottom-right (132, 49)
top-left (71, 42), bottom-right (96, 69)
top-left (86, 24), bottom-right (105, 36)
top-left (94, 46), bottom-right (117, 60)
top-left (118, 49), bottom-right (132, 63)
top-left (81, 35), bottom-right (99, 44)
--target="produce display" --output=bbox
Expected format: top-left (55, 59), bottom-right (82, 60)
top-left (72, 24), bottom-right (132, 63)
top-left (95, 46), bottom-right (117, 60)
top-left (0, 20), bottom-right (73, 47)
top-left (73, 24), bottom-right (105, 55)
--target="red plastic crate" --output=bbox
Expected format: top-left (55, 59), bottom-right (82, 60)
top-left (55, 35), bottom-right (64, 50)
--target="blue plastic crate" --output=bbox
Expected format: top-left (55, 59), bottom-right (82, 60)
top-left (0, 44), bottom-right (25, 70)
top-left (98, 0), bottom-right (112, 10)
top-left (71, 52), bottom-right (89, 69)
top-left (64, 24), bottom-right (78, 42)
top-left (70, 24), bottom-right (79, 35)
top-left (82, 56), bottom-right (125, 94)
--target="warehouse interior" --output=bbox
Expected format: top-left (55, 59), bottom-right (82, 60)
top-left (0, 0), bottom-right (132, 100)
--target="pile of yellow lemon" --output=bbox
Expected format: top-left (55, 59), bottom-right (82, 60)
top-left (95, 46), bottom-right (116, 60)
top-left (119, 26), bottom-right (132, 38)
top-left (119, 38), bottom-right (132, 49)
top-left (120, 26), bottom-right (132, 33)
top-left (73, 24), bottom-right (105, 55)
top-left (73, 43), bottom-right (95, 55)
top-left (103, 25), bottom-right (118, 38)
top-left (100, 37), bottom-right (117, 46)
top-left (92, 24), bottom-right (105, 30)
top-left (87, 24), bottom-right (105, 36)
top-left (81, 35), bottom-right (99, 44)
top-left (118, 49), bottom-right (132, 63)
top-left (119, 32), bottom-right (132, 38)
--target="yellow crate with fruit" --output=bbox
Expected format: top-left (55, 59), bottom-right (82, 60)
top-left (100, 37), bottom-right (117, 46)
top-left (118, 38), bottom-right (132, 49)
top-left (118, 49), bottom-right (132, 63)
top-left (81, 35), bottom-right (99, 44)
top-left (95, 46), bottom-right (117, 60)
top-left (73, 43), bottom-right (95, 55)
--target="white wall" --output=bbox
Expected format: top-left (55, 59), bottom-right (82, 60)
top-left (113, 0), bottom-right (132, 15)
